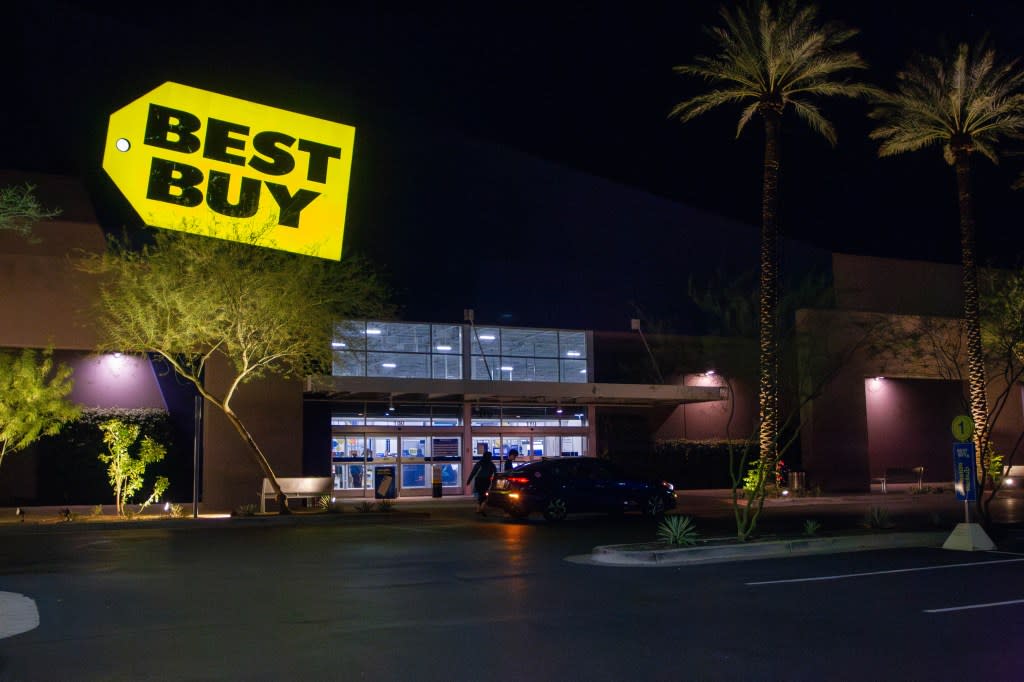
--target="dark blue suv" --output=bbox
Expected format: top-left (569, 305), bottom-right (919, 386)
top-left (487, 457), bottom-right (676, 522)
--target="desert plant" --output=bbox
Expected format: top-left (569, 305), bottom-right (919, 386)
top-left (657, 515), bottom-right (699, 546)
top-left (91, 504), bottom-right (104, 517)
top-left (802, 519), bottom-right (822, 536)
top-left (168, 503), bottom-right (185, 518)
top-left (376, 500), bottom-right (396, 513)
top-left (862, 506), bottom-right (894, 530)
top-left (317, 494), bottom-right (332, 511)
top-left (234, 503), bottom-right (257, 517)
top-left (97, 418), bottom-right (169, 517)
top-left (354, 501), bottom-right (376, 513)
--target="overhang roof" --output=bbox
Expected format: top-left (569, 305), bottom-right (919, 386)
top-left (306, 375), bottom-right (726, 407)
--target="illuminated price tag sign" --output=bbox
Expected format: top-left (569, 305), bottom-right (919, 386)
top-left (103, 82), bottom-right (355, 260)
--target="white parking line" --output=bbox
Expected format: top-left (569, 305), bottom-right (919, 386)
top-left (924, 598), bottom-right (1024, 613)
top-left (746, 557), bottom-right (1024, 586)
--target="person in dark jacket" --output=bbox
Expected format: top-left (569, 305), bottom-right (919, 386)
top-left (466, 447), bottom-right (496, 515)
top-left (504, 448), bottom-right (519, 472)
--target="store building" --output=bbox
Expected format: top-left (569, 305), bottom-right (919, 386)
top-left (3, 170), bottom-right (1021, 507)
top-left (302, 320), bottom-right (725, 499)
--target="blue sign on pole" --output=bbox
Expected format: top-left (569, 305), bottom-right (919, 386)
top-left (953, 442), bottom-right (977, 502)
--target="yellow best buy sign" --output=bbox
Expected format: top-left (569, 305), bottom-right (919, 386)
top-left (103, 82), bottom-right (355, 260)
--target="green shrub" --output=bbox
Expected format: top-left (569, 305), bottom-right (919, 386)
top-left (376, 500), bottom-right (396, 513)
top-left (317, 494), bottom-right (332, 511)
top-left (656, 515), bottom-right (699, 546)
top-left (354, 501), bottom-right (375, 513)
top-left (802, 519), bottom-right (822, 536)
top-left (234, 503), bottom-right (257, 517)
top-left (169, 503), bottom-right (185, 518)
top-left (862, 507), bottom-right (894, 530)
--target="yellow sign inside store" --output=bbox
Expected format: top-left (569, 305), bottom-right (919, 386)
top-left (103, 82), bottom-right (355, 260)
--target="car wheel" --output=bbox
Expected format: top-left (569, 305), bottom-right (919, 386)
top-left (543, 497), bottom-right (568, 522)
top-left (643, 494), bottom-right (666, 518)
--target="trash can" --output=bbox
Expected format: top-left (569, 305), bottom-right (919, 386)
top-left (431, 464), bottom-right (443, 498)
top-left (374, 465), bottom-right (397, 499)
top-left (788, 471), bottom-right (805, 491)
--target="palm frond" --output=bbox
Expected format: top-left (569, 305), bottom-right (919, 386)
top-left (870, 41), bottom-right (1024, 163)
top-left (791, 99), bottom-right (837, 145)
top-left (671, 0), bottom-right (868, 141)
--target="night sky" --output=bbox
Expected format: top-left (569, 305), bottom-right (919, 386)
top-left (7, 1), bottom-right (1024, 331)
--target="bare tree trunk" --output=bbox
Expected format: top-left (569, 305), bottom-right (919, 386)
top-left (219, 404), bottom-right (290, 514)
top-left (954, 151), bottom-right (990, 523)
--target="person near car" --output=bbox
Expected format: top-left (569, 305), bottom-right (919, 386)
top-left (466, 446), bottom-right (496, 515)
top-left (504, 448), bottom-right (519, 472)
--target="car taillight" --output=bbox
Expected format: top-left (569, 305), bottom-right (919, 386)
top-left (508, 476), bottom-right (530, 485)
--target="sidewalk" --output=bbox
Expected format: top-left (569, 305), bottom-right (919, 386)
top-left (0, 488), bottom-right (1008, 533)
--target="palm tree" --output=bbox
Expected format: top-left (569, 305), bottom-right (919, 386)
top-left (870, 43), bottom-right (1024, 490)
top-left (671, 1), bottom-right (871, 473)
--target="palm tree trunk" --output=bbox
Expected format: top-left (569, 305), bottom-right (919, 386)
top-left (954, 151), bottom-right (990, 520)
top-left (758, 109), bottom-right (782, 466)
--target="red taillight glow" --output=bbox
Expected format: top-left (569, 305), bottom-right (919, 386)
top-left (508, 476), bottom-right (530, 485)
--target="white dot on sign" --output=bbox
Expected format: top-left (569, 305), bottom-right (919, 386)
top-left (115, 138), bottom-right (131, 152)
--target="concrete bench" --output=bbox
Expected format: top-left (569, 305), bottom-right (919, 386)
top-left (260, 477), bottom-right (332, 512)
top-left (872, 466), bottom-right (925, 494)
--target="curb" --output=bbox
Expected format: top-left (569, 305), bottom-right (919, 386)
top-left (591, 531), bottom-right (950, 566)
top-left (0, 511), bottom-right (433, 535)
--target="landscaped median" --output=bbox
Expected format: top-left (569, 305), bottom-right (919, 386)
top-left (590, 530), bottom-right (950, 567)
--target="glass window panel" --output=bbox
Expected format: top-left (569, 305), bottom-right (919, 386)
top-left (430, 404), bottom-right (462, 426)
top-left (333, 320), bottom-right (366, 351)
top-left (334, 463), bottom-right (370, 490)
top-left (471, 355), bottom-right (501, 380)
top-left (431, 354), bottom-right (462, 380)
top-left (401, 463), bottom-right (428, 488)
top-left (561, 359), bottom-right (588, 383)
top-left (431, 324), bottom-right (462, 352)
top-left (494, 357), bottom-right (528, 381)
top-left (528, 357), bottom-right (559, 382)
top-left (365, 322), bottom-right (429, 353)
top-left (470, 405), bottom-right (502, 426)
top-left (333, 350), bottom-right (365, 376)
top-left (367, 351), bottom-right (429, 379)
top-left (559, 331), bottom-right (587, 359)
top-left (470, 327), bottom-right (501, 355)
top-left (501, 328), bottom-right (558, 358)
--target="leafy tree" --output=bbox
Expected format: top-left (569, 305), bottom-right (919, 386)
top-left (0, 184), bottom-right (60, 235)
top-left (98, 418), bottom-right (168, 517)
top-left (80, 224), bottom-right (390, 512)
top-left (670, 1), bottom-right (872, 478)
top-left (870, 42), bottom-right (1024, 476)
top-left (0, 348), bottom-right (81, 470)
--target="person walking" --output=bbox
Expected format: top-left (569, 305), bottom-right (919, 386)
top-left (504, 448), bottom-right (519, 472)
top-left (466, 446), bottom-right (496, 515)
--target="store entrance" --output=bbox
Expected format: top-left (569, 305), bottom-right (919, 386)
top-left (472, 434), bottom-right (588, 471)
top-left (332, 432), bottom-right (462, 497)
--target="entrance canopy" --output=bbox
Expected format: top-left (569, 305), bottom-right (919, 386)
top-left (307, 375), bottom-right (725, 407)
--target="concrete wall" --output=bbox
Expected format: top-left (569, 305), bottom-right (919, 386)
top-left (201, 355), bottom-right (305, 511)
top-left (832, 253), bottom-right (962, 317)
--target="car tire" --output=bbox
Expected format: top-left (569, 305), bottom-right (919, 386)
top-left (643, 494), bottom-right (666, 518)
top-left (542, 497), bottom-right (568, 522)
